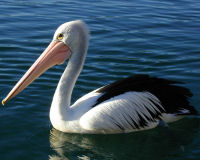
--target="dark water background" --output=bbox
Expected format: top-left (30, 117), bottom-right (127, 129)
top-left (0, 0), bottom-right (200, 159)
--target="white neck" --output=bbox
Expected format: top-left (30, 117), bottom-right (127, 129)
top-left (50, 36), bottom-right (88, 120)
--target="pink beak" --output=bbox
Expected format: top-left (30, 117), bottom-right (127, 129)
top-left (2, 41), bottom-right (71, 105)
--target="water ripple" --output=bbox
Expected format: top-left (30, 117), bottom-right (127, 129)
top-left (0, 0), bottom-right (200, 160)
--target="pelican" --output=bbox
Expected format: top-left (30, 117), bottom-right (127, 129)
top-left (2, 20), bottom-right (198, 134)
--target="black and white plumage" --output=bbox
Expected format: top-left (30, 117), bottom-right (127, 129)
top-left (78, 74), bottom-right (197, 133)
top-left (2, 20), bottom-right (198, 134)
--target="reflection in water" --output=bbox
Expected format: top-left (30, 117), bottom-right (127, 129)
top-left (49, 118), bottom-right (200, 160)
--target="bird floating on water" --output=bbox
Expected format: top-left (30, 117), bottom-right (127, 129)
top-left (2, 20), bottom-right (198, 134)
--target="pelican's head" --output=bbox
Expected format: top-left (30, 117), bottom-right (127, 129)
top-left (53, 20), bottom-right (89, 54)
top-left (2, 20), bottom-right (89, 105)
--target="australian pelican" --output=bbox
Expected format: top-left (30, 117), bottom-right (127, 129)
top-left (2, 20), bottom-right (198, 134)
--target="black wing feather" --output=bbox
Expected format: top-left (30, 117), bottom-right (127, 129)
top-left (94, 74), bottom-right (197, 115)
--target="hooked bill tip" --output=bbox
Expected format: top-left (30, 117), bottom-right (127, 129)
top-left (2, 99), bottom-right (6, 106)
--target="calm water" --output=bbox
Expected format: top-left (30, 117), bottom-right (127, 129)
top-left (0, 0), bottom-right (200, 159)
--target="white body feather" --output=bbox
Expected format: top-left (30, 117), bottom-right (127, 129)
top-left (50, 89), bottom-right (183, 133)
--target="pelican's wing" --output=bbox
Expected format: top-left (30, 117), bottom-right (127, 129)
top-left (80, 91), bottom-right (165, 133)
top-left (79, 75), bottom-right (197, 133)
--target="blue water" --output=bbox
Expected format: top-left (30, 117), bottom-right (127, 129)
top-left (0, 0), bottom-right (200, 159)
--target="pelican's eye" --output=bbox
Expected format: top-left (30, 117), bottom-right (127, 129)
top-left (57, 33), bottom-right (64, 40)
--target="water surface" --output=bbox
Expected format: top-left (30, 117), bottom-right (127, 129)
top-left (0, 0), bottom-right (200, 159)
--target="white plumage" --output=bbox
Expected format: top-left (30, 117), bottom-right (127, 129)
top-left (80, 91), bottom-right (162, 133)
